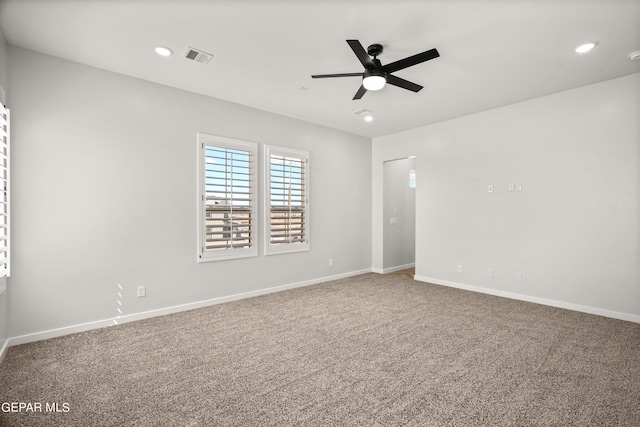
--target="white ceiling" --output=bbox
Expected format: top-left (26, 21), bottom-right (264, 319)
top-left (1, 0), bottom-right (639, 138)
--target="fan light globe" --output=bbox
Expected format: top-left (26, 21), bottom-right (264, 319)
top-left (363, 75), bottom-right (386, 91)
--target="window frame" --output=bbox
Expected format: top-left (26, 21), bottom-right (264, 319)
top-left (197, 133), bottom-right (258, 262)
top-left (0, 104), bottom-right (9, 281)
top-left (264, 145), bottom-right (309, 256)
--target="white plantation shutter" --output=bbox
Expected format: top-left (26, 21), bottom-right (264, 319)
top-left (198, 134), bottom-right (258, 261)
top-left (0, 104), bottom-right (9, 278)
top-left (265, 146), bottom-right (309, 255)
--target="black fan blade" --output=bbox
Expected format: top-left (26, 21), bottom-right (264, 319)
top-left (353, 84), bottom-right (367, 100)
top-left (386, 74), bottom-right (423, 92)
top-left (347, 40), bottom-right (376, 69)
top-left (383, 48), bottom-right (439, 74)
top-left (311, 73), bottom-right (363, 78)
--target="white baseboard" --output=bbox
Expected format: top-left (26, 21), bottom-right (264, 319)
top-left (415, 275), bottom-right (640, 324)
top-left (372, 263), bottom-right (415, 275)
top-left (7, 268), bottom-right (372, 347)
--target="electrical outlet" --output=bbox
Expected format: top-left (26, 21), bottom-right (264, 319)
top-left (328, 259), bottom-right (333, 267)
top-left (457, 265), bottom-right (463, 274)
top-left (137, 286), bottom-right (146, 297)
top-left (488, 268), bottom-right (493, 277)
top-left (516, 273), bottom-right (523, 282)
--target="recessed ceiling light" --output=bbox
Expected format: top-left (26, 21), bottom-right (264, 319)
top-left (154, 46), bottom-right (173, 57)
top-left (364, 115), bottom-right (374, 122)
top-left (575, 42), bottom-right (598, 53)
top-left (629, 50), bottom-right (640, 61)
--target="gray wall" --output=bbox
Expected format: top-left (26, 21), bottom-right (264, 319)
top-left (382, 157), bottom-right (415, 271)
top-left (7, 46), bottom-right (372, 341)
top-left (373, 73), bottom-right (640, 322)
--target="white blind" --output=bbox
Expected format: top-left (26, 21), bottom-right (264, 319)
top-left (267, 149), bottom-right (308, 252)
top-left (203, 145), bottom-right (254, 252)
top-left (0, 104), bottom-right (9, 278)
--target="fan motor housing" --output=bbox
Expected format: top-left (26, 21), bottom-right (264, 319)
top-left (364, 69), bottom-right (386, 79)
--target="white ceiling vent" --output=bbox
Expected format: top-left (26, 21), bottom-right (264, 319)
top-left (353, 108), bottom-right (373, 117)
top-left (184, 47), bottom-right (213, 64)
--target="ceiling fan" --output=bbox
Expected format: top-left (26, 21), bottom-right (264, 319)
top-left (311, 40), bottom-right (440, 100)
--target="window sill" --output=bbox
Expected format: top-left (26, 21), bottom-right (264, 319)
top-left (265, 245), bottom-right (310, 256)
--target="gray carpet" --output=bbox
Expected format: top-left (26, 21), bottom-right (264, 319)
top-left (1, 273), bottom-right (639, 426)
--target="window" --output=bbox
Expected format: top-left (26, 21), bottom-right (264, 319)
top-left (197, 134), bottom-right (257, 262)
top-left (0, 104), bottom-right (9, 279)
top-left (265, 146), bottom-right (309, 255)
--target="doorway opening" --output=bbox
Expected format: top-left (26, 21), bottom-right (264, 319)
top-left (382, 157), bottom-right (416, 274)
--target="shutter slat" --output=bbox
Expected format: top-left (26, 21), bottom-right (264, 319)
top-left (206, 237), bottom-right (252, 243)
